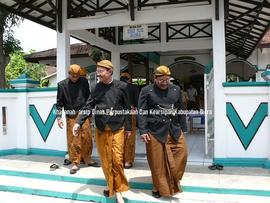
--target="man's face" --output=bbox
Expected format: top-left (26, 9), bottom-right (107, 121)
top-left (96, 66), bottom-right (112, 83)
top-left (155, 75), bottom-right (170, 90)
top-left (69, 72), bottom-right (80, 83)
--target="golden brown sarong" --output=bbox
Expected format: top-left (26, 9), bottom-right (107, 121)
top-left (124, 115), bottom-right (137, 164)
top-left (66, 115), bottom-right (93, 165)
top-left (96, 127), bottom-right (129, 197)
top-left (146, 132), bottom-right (188, 197)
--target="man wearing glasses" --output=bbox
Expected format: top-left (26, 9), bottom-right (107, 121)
top-left (73, 60), bottom-right (131, 203)
top-left (137, 65), bottom-right (188, 199)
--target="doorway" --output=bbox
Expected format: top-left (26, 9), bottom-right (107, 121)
top-left (169, 59), bottom-right (213, 165)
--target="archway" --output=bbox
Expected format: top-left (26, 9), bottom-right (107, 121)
top-left (169, 59), bottom-right (205, 110)
top-left (226, 59), bottom-right (257, 82)
top-left (169, 59), bottom-right (211, 163)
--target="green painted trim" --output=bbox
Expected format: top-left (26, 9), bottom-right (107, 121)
top-left (263, 160), bottom-right (270, 168)
top-left (182, 185), bottom-right (270, 197)
top-left (205, 62), bottom-right (213, 74)
top-left (0, 149), bottom-right (17, 156)
top-left (0, 148), bottom-right (66, 157)
top-left (0, 87), bottom-right (57, 93)
top-left (29, 104), bottom-right (57, 142)
top-left (214, 158), bottom-right (270, 168)
top-left (0, 185), bottom-right (119, 203)
top-left (15, 149), bottom-right (31, 155)
top-left (226, 102), bottom-right (268, 150)
top-left (1, 169), bottom-right (270, 197)
top-left (0, 169), bottom-right (107, 186)
top-left (223, 82), bottom-right (270, 87)
top-left (10, 79), bottom-right (40, 85)
top-left (29, 148), bottom-right (66, 157)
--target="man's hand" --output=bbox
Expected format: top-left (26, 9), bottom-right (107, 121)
top-left (140, 133), bottom-right (150, 143)
top-left (57, 118), bottom-right (64, 129)
top-left (73, 123), bottom-right (80, 136)
top-left (125, 131), bottom-right (131, 139)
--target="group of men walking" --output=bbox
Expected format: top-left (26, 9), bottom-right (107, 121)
top-left (56, 60), bottom-right (188, 203)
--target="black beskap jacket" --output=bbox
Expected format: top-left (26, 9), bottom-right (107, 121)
top-left (138, 84), bottom-right (187, 143)
top-left (77, 80), bottom-right (132, 132)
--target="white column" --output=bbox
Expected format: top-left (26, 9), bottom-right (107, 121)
top-left (112, 50), bottom-right (121, 80)
top-left (212, 0), bottom-right (227, 158)
top-left (57, 0), bottom-right (70, 82)
top-left (266, 86), bottom-right (270, 164)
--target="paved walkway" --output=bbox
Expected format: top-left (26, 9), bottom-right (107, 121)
top-left (0, 155), bottom-right (270, 203)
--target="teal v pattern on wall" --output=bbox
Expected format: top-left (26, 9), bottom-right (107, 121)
top-left (29, 104), bottom-right (57, 142)
top-left (226, 102), bottom-right (268, 150)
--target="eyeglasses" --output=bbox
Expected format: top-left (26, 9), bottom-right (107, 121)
top-left (156, 77), bottom-right (170, 83)
top-left (96, 69), bottom-right (108, 74)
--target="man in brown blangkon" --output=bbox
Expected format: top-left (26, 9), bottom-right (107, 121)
top-left (73, 60), bottom-right (131, 203)
top-left (137, 65), bottom-right (188, 198)
top-left (56, 64), bottom-right (99, 175)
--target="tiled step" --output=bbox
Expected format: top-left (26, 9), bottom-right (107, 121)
top-left (1, 155), bottom-right (270, 203)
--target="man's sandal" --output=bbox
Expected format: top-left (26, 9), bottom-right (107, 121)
top-left (88, 161), bottom-right (100, 167)
top-left (152, 191), bottom-right (161, 198)
top-left (208, 164), bottom-right (224, 170)
top-left (63, 159), bottom-right (72, 166)
top-left (70, 166), bottom-right (80, 174)
top-left (50, 164), bottom-right (59, 171)
top-left (103, 189), bottom-right (109, 197)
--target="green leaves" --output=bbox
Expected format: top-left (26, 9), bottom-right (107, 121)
top-left (5, 51), bottom-right (47, 87)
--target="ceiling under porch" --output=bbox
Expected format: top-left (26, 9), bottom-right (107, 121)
top-left (0, 0), bottom-right (269, 59)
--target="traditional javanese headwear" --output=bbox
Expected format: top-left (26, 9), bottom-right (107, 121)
top-left (80, 67), bottom-right (87, 76)
top-left (97, 60), bottom-right (114, 70)
top-left (68, 64), bottom-right (81, 74)
top-left (154, 65), bottom-right (171, 76)
top-left (120, 72), bottom-right (131, 79)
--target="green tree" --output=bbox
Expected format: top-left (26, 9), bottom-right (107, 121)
top-left (5, 51), bottom-right (47, 87)
top-left (0, 10), bottom-right (23, 88)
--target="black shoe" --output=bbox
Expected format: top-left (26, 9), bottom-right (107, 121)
top-left (69, 166), bottom-right (79, 174)
top-left (103, 189), bottom-right (109, 197)
top-left (88, 162), bottom-right (100, 167)
top-left (64, 159), bottom-right (72, 166)
top-left (50, 163), bottom-right (59, 171)
top-left (152, 191), bottom-right (161, 198)
top-left (208, 163), bottom-right (224, 170)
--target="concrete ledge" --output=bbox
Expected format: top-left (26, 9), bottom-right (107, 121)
top-left (214, 158), bottom-right (270, 168)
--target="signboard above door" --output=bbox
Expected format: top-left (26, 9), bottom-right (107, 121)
top-left (123, 25), bottom-right (148, 40)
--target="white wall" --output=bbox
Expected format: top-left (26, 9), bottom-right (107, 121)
top-left (0, 95), bottom-right (17, 150)
top-left (223, 87), bottom-right (269, 158)
top-left (28, 92), bottom-right (67, 151)
top-left (0, 91), bottom-right (67, 152)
